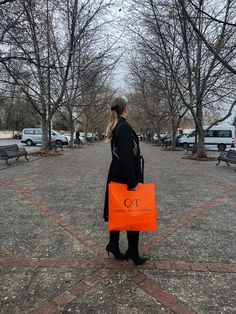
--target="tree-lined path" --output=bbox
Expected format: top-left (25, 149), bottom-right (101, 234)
top-left (0, 142), bottom-right (235, 313)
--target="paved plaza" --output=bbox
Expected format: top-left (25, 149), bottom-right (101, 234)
top-left (0, 141), bottom-right (235, 314)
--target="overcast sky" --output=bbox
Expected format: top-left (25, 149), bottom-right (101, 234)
top-left (107, 0), bottom-right (129, 94)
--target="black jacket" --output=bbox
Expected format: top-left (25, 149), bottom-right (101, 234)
top-left (103, 116), bottom-right (144, 221)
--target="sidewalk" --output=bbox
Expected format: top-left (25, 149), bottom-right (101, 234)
top-left (0, 142), bottom-right (235, 313)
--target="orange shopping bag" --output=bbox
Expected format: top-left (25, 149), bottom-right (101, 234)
top-left (108, 182), bottom-right (157, 231)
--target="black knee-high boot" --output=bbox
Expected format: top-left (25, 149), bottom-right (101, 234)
top-left (126, 231), bottom-right (147, 265)
top-left (106, 231), bottom-right (125, 260)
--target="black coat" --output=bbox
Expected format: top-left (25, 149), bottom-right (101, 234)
top-left (103, 116), bottom-right (144, 221)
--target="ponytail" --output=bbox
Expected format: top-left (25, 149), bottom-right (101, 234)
top-left (105, 97), bottom-right (127, 142)
top-left (105, 111), bottom-right (118, 142)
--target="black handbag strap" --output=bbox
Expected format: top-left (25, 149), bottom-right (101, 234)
top-left (140, 155), bottom-right (144, 183)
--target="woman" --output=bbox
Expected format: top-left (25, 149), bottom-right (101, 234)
top-left (104, 97), bottom-right (147, 265)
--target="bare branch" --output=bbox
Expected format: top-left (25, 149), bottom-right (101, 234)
top-left (177, 0), bottom-right (236, 75)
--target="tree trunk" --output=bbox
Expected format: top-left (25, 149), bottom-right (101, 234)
top-left (197, 129), bottom-right (207, 158)
top-left (41, 118), bottom-right (49, 151)
top-left (171, 117), bottom-right (177, 150)
top-left (171, 131), bottom-right (177, 150)
top-left (196, 102), bottom-right (207, 158)
top-left (69, 111), bottom-right (74, 148)
top-left (84, 117), bottom-right (88, 142)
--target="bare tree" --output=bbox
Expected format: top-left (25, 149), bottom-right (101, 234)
top-left (58, 57), bottom-right (116, 146)
top-left (0, 0), bottom-right (114, 151)
top-left (127, 0), bottom-right (236, 157)
top-left (127, 55), bottom-right (169, 139)
top-left (129, 42), bottom-right (188, 148)
top-left (174, 0), bottom-right (236, 156)
top-left (57, 35), bottom-right (118, 147)
top-left (81, 63), bottom-right (117, 139)
top-left (177, 0), bottom-right (236, 75)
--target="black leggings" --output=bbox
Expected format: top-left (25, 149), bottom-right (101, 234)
top-left (109, 231), bottom-right (140, 254)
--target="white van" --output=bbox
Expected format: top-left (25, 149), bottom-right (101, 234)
top-left (21, 128), bottom-right (68, 146)
top-left (179, 125), bottom-right (235, 151)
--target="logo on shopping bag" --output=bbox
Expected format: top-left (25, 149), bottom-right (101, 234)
top-left (124, 199), bottom-right (140, 208)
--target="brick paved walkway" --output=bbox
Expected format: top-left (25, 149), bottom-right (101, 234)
top-left (0, 142), bottom-right (235, 313)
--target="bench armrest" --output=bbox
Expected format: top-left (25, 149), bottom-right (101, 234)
top-left (18, 146), bottom-right (27, 154)
top-left (219, 151), bottom-right (228, 157)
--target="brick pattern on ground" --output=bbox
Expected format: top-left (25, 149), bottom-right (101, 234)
top-left (0, 256), bottom-right (235, 273)
top-left (141, 189), bottom-right (234, 253)
top-left (1, 143), bottom-right (236, 313)
top-left (4, 180), bottom-right (236, 313)
top-left (11, 182), bottom-right (101, 253)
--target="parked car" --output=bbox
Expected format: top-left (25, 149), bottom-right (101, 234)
top-left (163, 134), bottom-right (188, 147)
top-left (86, 133), bottom-right (94, 141)
top-left (21, 128), bottom-right (68, 146)
top-left (178, 125), bottom-right (235, 151)
top-left (160, 134), bottom-right (171, 145)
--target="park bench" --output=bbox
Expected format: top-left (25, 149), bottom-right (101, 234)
top-left (186, 144), bottom-right (198, 154)
top-left (48, 141), bottom-right (63, 152)
top-left (216, 149), bottom-right (236, 171)
top-left (0, 144), bottom-right (29, 165)
top-left (163, 139), bottom-right (171, 150)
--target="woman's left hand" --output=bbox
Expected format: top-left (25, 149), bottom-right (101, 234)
top-left (127, 187), bottom-right (136, 191)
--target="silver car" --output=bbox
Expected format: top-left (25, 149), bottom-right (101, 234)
top-left (21, 128), bottom-right (68, 146)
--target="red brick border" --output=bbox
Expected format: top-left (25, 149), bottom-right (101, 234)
top-left (29, 265), bottom-right (197, 314)
top-left (142, 189), bottom-right (234, 252)
top-left (125, 270), bottom-right (196, 314)
top-left (10, 182), bottom-right (235, 263)
top-left (11, 182), bottom-right (102, 254)
top-left (30, 268), bottom-right (113, 313)
top-left (17, 257), bottom-right (235, 314)
top-left (2, 147), bottom-right (236, 313)
top-left (1, 256), bottom-right (235, 273)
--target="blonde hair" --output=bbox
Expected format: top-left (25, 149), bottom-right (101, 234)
top-left (105, 97), bottom-right (127, 142)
